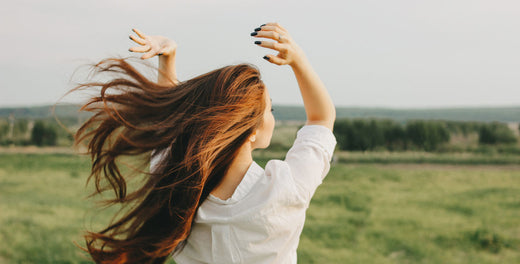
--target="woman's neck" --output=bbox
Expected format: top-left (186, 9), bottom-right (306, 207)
top-left (210, 142), bottom-right (253, 200)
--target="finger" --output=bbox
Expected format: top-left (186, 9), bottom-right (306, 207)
top-left (251, 31), bottom-right (283, 42)
top-left (254, 41), bottom-right (286, 53)
top-left (263, 55), bottom-right (285, 65)
top-left (257, 25), bottom-right (287, 35)
top-left (264, 22), bottom-right (288, 33)
top-left (129, 35), bottom-right (146, 45)
top-left (141, 52), bottom-right (156, 60)
top-left (159, 46), bottom-right (175, 55)
top-left (129, 45), bottom-right (151, 53)
top-left (132, 28), bottom-right (147, 39)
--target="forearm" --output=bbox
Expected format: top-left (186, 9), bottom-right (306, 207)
top-left (250, 22), bottom-right (336, 128)
top-left (158, 52), bottom-right (178, 86)
top-left (291, 57), bottom-right (336, 129)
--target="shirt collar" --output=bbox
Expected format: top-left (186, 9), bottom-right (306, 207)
top-left (207, 161), bottom-right (264, 204)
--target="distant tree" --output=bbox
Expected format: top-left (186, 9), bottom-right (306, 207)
top-left (443, 121), bottom-right (482, 137)
top-left (381, 120), bottom-right (408, 151)
top-left (335, 119), bottom-right (453, 152)
top-left (14, 119), bottom-right (28, 136)
top-left (30, 121), bottom-right (57, 146)
top-left (478, 122), bottom-right (517, 145)
top-left (350, 119), bottom-right (377, 151)
top-left (334, 118), bottom-right (402, 151)
top-left (31, 121), bottom-right (44, 146)
top-left (333, 119), bottom-right (352, 151)
top-left (406, 121), bottom-right (427, 150)
top-left (406, 120), bottom-right (450, 151)
top-left (0, 120), bottom-right (8, 138)
top-left (0, 119), bottom-right (9, 145)
top-left (334, 119), bottom-right (374, 151)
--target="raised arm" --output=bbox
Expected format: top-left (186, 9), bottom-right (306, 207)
top-left (251, 23), bottom-right (336, 130)
top-left (129, 28), bottom-right (179, 86)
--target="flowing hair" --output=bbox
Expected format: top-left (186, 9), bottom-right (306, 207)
top-left (72, 58), bottom-right (266, 263)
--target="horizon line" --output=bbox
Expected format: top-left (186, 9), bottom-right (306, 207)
top-left (1, 102), bottom-right (519, 110)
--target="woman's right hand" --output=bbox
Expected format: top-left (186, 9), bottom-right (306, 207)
top-left (129, 28), bottom-right (177, 60)
top-left (251, 22), bottom-right (307, 67)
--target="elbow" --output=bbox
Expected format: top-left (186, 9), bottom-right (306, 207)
top-left (308, 105), bottom-right (336, 122)
top-left (330, 105), bottom-right (336, 121)
top-left (306, 114), bottom-right (336, 131)
top-left (306, 105), bottom-right (336, 131)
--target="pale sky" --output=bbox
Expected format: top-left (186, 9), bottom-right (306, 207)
top-left (1, 0), bottom-right (519, 108)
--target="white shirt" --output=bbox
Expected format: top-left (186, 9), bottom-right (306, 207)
top-left (172, 125), bottom-right (337, 264)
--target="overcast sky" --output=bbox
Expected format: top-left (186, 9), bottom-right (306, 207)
top-left (1, 0), bottom-right (519, 108)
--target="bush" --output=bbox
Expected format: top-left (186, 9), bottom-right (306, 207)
top-left (405, 120), bottom-right (450, 151)
top-left (14, 119), bottom-right (28, 135)
top-left (334, 119), bottom-right (408, 151)
top-left (30, 121), bottom-right (58, 146)
top-left (444, 121), bottom-right (481, 136)
top-left (478, 122), bottom-right (517, 145)
top-left (381, 120), bottom-right (408, 151)
top-left (0, 120), bottom-right (9, 145)
top-left (334, 119), bottom-right (382, 151)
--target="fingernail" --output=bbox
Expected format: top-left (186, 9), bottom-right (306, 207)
top-left (250, 32), bottom-right (257, 36)
top-left (129, 36), bottom-right (132, 40)
top-left (261, 24), bottom-right (266, 26)
top-left (158, 53), bottom-right (163, 56)
top-left (128, 49), bottom-right (133, 52)
top-left (263, 56), bottom-right (270, 61)
top-left (254, 27), bottom-right (261, 32)
top-left (254, 41), bottom-right (261, 45)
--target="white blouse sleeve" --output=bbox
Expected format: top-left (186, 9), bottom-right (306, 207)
top-left (150, 148), bottom-right (167, 173)
top-left (284, 124), bottom-right (337, 203)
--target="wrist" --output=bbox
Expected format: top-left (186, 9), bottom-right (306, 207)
top-left (289, 55), bottom-right (310, 71)
top-left (289, 46), bottom-right (309, 69)
top-left (159, 49), bottom-right (176, 57)
top-left (159, 40), bottom-right (177, 57)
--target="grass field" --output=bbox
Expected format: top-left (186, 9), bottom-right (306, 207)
top-left (0, 153), bottom-right (519, 263)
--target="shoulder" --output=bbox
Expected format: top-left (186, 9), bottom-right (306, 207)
top-left (262, 159), bottom-right (306, 205)
top-left (264, 159), bottom-right (290, 175)
top-left (293, 125), bottom-right (337, 159)
top-left (256, 159), bottom-right (295, 195)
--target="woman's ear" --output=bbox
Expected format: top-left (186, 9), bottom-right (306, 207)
top-left (249, 133), bottom-right (257, 143)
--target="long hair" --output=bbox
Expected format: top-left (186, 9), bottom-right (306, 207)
top-left (73, 58), bottom-right (266, 263)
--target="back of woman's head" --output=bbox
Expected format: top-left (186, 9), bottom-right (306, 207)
top-left (74, 57), bottom-right (266, 263)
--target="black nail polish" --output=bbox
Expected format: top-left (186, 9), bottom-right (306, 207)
top-left (129, 36), bottom-right (132, 40)
top-left (128, 49), bottom-right (133, 52)
top-left (158, 53), bottom-right (163, 56)
top-left (254, 41), bottom-right (261, 45)
top-left (263, 56), bottom-right (269, 61)
top-left (261, 24), bottom-right (266, 26)
top-left (254, 27), bottom-right (261, 32)
top-left (250, 32), bottom-right (257, 36)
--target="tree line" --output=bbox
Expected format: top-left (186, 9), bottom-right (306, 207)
top-left (0, 117), bottom-right (518, 150)
top-left (0, 118), bottom-right (69, 147)
top-left (333, 118), bottom-right (519, 152)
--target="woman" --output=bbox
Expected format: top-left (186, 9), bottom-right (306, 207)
top-left (75, 22), bottom-right (336, 263)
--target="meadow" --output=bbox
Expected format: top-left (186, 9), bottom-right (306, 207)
top-left (0, 152), bottom-right (519, 264)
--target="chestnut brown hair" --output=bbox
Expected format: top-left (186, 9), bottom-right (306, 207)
top-left (73, 58), bottom-right (266, 263)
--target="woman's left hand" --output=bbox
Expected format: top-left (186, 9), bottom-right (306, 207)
top-left (129, 28), bottom-right (177, 59)
top-left (251, 22), bottom-right (306, 67)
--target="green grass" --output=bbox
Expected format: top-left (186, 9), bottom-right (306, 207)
top-left (0, 154), bottom-right (93, 263)
top-left (255, 150), bottom-right (520, 165)
top-left (297, 164), bottom-right (520, 264)
top-left (334, 151), bottom-right (520, 165)
top-left (1, 153), bottom-right (520, 263)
